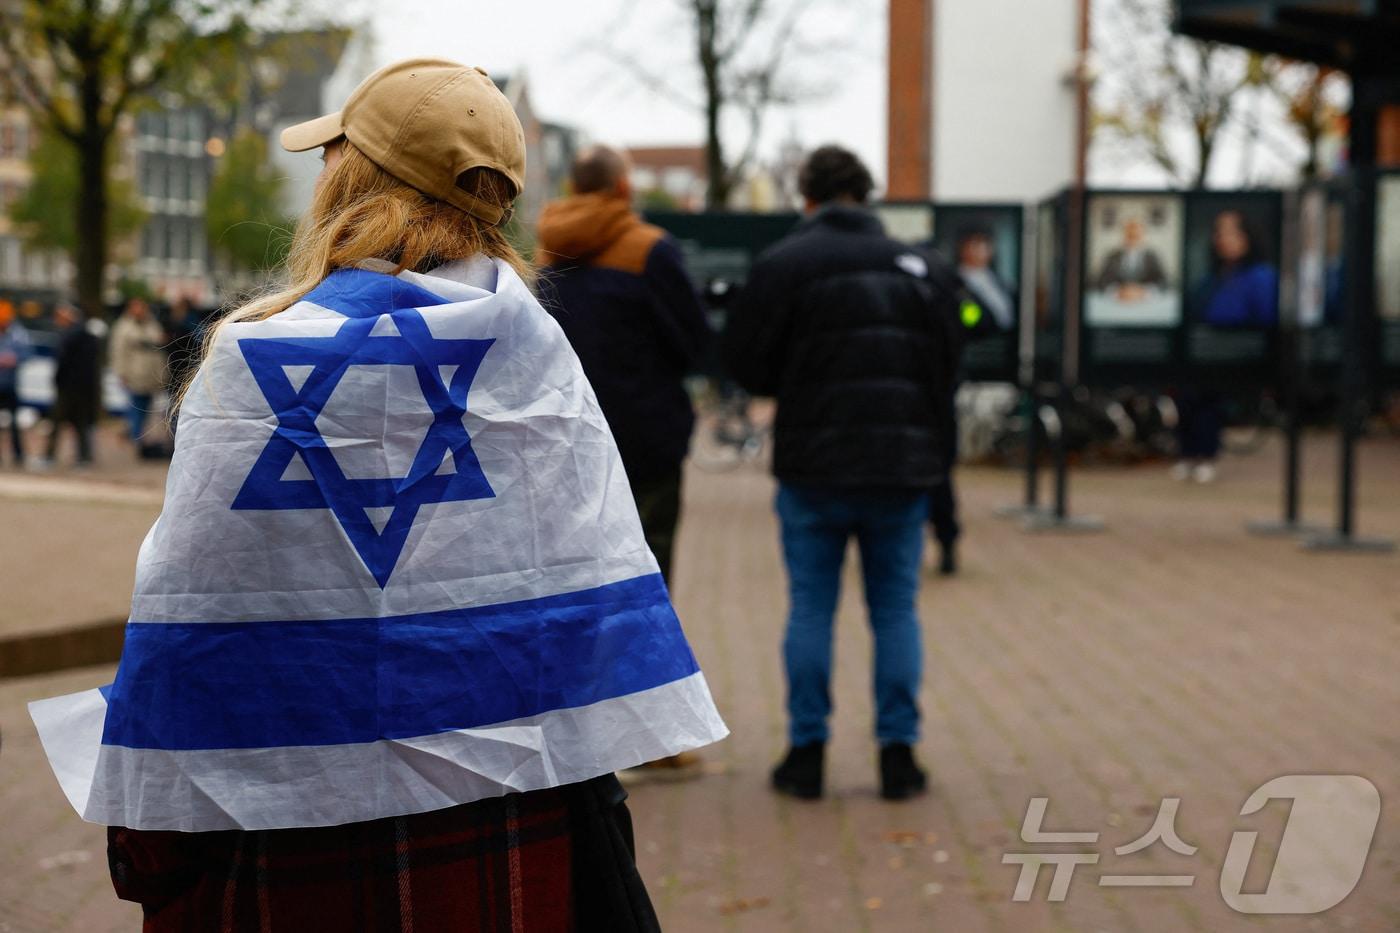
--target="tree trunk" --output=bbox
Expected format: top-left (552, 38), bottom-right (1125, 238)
top-left (1192, 122), bottom-right (1212, 189)
top-left (76, 62), bottom-right (109, 317)
top-left (697, 1), bottom-right (728, 210)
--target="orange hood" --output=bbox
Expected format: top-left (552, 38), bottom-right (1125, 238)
top-left (536, 193), bottom-right (641, 265)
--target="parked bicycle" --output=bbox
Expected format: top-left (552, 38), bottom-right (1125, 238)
top-left (690, 385), bottom-right (771, 472)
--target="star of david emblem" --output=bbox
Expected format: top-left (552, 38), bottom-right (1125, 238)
top-left (232, 306), bottom-right (495, 588)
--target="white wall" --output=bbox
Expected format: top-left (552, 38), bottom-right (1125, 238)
top-left (269, 29), bottom-right (379, 220)
top-left (931, 0), bottom-right (1079, 201)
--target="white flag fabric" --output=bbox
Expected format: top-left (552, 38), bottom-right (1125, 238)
top-left (30, 257), bottom-right (727, 832)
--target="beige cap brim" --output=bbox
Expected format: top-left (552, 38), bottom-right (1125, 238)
top-left (280, 112), bottom-right (346, 152)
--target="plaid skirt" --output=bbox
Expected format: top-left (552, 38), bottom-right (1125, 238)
top-left (109, 776), bottom-right (659, 933)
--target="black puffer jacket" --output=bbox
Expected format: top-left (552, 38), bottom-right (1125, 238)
top-left (723, 205), bottom-right (961, 489)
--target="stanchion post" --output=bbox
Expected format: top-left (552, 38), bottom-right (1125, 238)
top-left (1248, 327), bottom-right (1323, 536)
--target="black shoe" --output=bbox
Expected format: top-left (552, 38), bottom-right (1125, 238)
top-left (938, 545), bottom-right (956, 576)
top-left (879, 743), bottom-right (927, 800)
top-left (771, 743), bottom-right (824, 799)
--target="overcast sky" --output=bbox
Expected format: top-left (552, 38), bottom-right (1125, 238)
top-left (365, 0), bottom-right (888, 183)
top-left (360, 0), bottom-right (1326, 195)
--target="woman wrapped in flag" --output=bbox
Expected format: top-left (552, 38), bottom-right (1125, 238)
top-left (30, 58), bottom-right (727, 932)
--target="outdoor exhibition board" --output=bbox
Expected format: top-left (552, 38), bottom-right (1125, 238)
top-left (643, 210), bottom-right (802, 298)
top-left (1293, 173), bottom-right (1400, 386)
top-left (1294, 182), bottom-right (1348, 377)
top-left (1032, 193), bottom-right (1067, 384)
top-left (930, 203), bottom-right (1023, 383)
top-left (1072, 188), bottom-right (1285, 389)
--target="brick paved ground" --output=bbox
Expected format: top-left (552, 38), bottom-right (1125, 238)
top-left (2, 433), bottom-right (1398, 931)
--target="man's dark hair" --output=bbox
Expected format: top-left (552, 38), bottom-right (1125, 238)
top-left (954, 220), bottom-right (994, 245)
top-left (570, 145), bottom-right (629, 195)
top-left (798, 145), bottom-right (875, 205)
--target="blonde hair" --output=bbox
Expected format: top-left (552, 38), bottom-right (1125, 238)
top-left (179, 143), bottom-right (529, 409)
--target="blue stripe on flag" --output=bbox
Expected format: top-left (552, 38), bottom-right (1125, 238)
top-left (102, 574), bottom-right (697, 751)
top-left (302, 268), bottom-right (452, 319)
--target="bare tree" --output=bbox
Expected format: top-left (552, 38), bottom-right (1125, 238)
top-left (602, 0), bottom-right (844, 209)
top-left (1093, 0), bottom-right (1262, 188)
top-left (1270, 63), bottom-right (1349, 181)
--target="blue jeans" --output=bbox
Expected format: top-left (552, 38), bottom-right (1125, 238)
top-left (776, 484), bottom-right (928, 747)
top-left (127, 393), bottom-right (152, 443)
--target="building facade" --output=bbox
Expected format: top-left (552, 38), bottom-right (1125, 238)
top-left (131, 104), bottom-right (215, 303)
top-left (628, 146), bottom-right (708, 211)
top-left (887, 0), bottom-right (1081, 201)
top-left (0, 103), bottom-right (70, 304)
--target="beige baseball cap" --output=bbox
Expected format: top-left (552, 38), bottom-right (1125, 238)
top-left (281, 58), bottom-right (525, 226)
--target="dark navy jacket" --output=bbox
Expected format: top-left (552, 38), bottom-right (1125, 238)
top-left (538, 194), bottom-right (709, 484)
top-left (723, 205), bottom-right (961, 490)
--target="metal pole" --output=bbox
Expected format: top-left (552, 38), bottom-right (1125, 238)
top-left (1052, 387), bottom-right (1069, 521)
top-left (1025, 388), bottom-right (1041, 510)
top-left (1249, 326), bottom-right (1320, 536)
top-left (1019, 0), bottom-right (1101, 533)
top-left (1283, 359), bottom-right (1301, 525)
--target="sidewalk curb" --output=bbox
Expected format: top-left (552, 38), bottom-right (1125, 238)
top-left (0, 620), bottom-right (125, 679)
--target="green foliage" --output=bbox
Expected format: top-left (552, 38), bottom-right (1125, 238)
top-left (639, 187), bottom-right (681, 211)
top-left (205, 127), bottom-right (292, 271)
top-left (8, 125), bottom-right (146, 256)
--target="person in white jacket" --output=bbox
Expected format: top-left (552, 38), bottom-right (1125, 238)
top-left (107, 297), bottom-right (167, 443)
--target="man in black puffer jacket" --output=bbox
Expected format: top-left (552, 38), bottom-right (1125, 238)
top-left (723, 145), bottom-right (961, 802)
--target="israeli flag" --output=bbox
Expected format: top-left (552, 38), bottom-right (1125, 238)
top-left (30, 258), bottom-right (727, 832)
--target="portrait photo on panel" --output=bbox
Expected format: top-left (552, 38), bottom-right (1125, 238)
top-left (1085, 194), bottom-right (1183, 327)
top-left (1184, 196), bottom-right (1282, 329)
top-left (1379, 176), bottom-right (1400, 321)
top-left (1035, 201), bottom-right (1062, 331)
top-left (932, 208), bottom-right (1021, 332)
top-left (1297, 189), bottom-right (1327, 328)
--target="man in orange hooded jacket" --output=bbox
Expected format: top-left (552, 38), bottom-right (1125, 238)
top-left (537, 146), bottom-right (709, 584)
top-left (538, 146), bottom-right (711, 781)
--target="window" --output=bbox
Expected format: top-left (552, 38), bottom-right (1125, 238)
top-left (143, 155), bottom-right (165, 199)
top-left (168, 219), bottom-right (183, 261)
top-left (23, 248), bottom-right (44, 284)
top-left (187, 222), bottom-right (203, 267)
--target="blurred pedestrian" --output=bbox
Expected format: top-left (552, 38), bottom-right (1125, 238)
top-left (537, 145), bottom-right (711, 782)
top-left (162, 297), bottom-right (202, 437)
top-left (31, 59), bottom-right (724, 933)
top-left (0, 298), bottom-right (32, 467)
top-left (108, 297), bottom-right (167, 446)
top-left (162, 297), bottom-right (202, 391)
top-left (40, 302), bottom-right (101, 468)
top-left (724, 145), bottom-right (961, 801)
